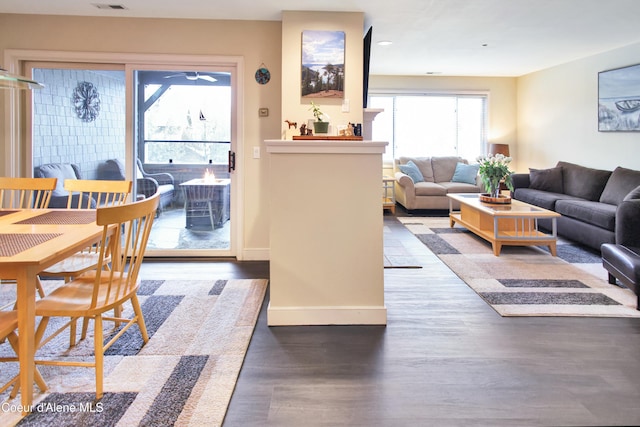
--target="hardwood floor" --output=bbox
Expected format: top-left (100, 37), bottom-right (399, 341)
top-left (142, 213), bottom-right (640, 426)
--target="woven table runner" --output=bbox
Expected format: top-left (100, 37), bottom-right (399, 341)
top-left (0, 210), bottom-right (18, 218)
top-left (0, 233), bottom-right (62, 257)
top-left (15, 210), bottom-right (96, 225)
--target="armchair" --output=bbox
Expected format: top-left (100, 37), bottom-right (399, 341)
top-left (136, 159), bottom-right (175, 213)
top-left (100, 159), bottom-right (175, 214)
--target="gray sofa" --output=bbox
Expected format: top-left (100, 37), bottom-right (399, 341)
top-left (512, 161), bottom-right (640, 251)
top-left (394, 156), bottom-right (484, 211)
top-left (33, 163), bottom-right (96, 208)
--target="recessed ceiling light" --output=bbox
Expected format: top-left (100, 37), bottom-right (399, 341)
top-left (377, 40), bottom-right (393, 46)
top-left (425, 71), bottom-right (442, 75)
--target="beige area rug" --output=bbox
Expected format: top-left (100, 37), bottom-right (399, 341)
top-left (398, 216), bottom-right (640, 317)
top-left (0, 278), bottom-right (268, 426)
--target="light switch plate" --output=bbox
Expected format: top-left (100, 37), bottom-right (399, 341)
top-left (341, 99), bottom-right (350, 112)
top-left (253, 146), bottom-right (261, 159)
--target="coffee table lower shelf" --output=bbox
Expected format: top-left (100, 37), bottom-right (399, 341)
top-left (449, 212), bottom-right (558, 256)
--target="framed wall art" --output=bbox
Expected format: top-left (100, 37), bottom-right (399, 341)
top-left (598, 63), bottom-right (640, 132)
top-left (301, 30), bottom-right (345, 99)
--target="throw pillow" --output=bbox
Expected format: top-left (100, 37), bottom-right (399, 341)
top-left (529, 167), bottom-right (563, 193)
top-left (399, 160), bottom-right (424, 183)
top-left (623, 184), bottom-right (640, 201)
top-left (451, 162), bottom-right (479, 185)
top-left (600, 167), bottom-right (640, 205)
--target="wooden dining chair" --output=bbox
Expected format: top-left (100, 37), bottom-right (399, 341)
top-left (62, 179), bottom-right (132, 209)
top-left (0, 177), bottom-right (57, 209)
top-left (0, 310), bottom-right (48, 398)
top-left (40, 179), bottom-right (133, 282)
top-left (37, 179), bottom-right (132, 346)
top-left (0, 177), bottom-right (57, 300)
top-left (33, 192), bottom-right (159, 399)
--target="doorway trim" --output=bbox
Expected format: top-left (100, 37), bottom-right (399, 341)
top-left (3, 49), bottom-right (245, 259)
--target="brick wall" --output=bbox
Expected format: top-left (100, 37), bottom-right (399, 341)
top-left (32, 69), bottom-right (125, 179)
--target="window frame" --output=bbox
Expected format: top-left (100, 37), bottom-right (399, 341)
top-left (368, 90), bottom-right (490, 166)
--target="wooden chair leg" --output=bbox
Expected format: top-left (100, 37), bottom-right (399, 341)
top-left (69, 318), bottom-right (77, 347)
top-left (131, 294), bottom-right (149, 343)
top-left (94, 315), bottom-right (104, 400)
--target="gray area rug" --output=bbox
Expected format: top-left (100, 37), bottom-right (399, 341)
top-left (0, 278), bottom-right (268, 426)
top-left (399, 217), bottom-right (640, 317)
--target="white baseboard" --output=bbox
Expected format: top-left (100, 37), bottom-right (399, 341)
top-left (239, 248), bottom-right (270, 261)
top-left (267, 304), bottom-right (387, 326)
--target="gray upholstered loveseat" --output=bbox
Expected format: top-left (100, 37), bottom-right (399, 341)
top-left (33, 163), bottom-right (96, 208)
top-left (394, 156), bottom-right (484, 211)
top-left (512, 161), bottom-right (640, 251)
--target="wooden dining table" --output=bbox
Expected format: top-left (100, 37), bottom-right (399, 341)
top-left (0, 208), bottom-right (106, 414)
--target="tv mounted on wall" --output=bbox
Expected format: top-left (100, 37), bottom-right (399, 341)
top-left (363, 26), bottom-right (372, 109)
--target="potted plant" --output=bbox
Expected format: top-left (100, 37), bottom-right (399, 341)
top-left (309, 101), bottom-right (329, 134)
top-left (476, 153), bottom-right (514, 202)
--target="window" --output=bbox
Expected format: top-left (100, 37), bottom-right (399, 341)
top-left (369, 93), bottom-right (487, 163)
top-left (138, 71), bottom-right (231, 164)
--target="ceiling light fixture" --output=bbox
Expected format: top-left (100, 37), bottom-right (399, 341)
top-left (425, 71), bottom-right (442, 75)
top-left (377, 40), bottom-right (393, 46)
top-left (92, 3), bottom-right (128, 10)
top-left (0, 68), bottom-right (44, 90)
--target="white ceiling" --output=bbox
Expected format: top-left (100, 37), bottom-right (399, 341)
top-left (3, 0), bottom-right (640, 76)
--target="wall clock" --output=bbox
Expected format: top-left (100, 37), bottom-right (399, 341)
top-left (255, 66), bottom-right (271, 85)
top-left (73, 81), bottom-right (101, 122)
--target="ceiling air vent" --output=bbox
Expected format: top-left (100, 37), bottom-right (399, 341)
top-left (92, 4), bottom-right (128, 10)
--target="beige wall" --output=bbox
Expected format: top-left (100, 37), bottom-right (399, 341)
top-left (0, 13), bottom-right (282, 257)
top-left (369, 74), bottom-right (518, 172)
top-left (517, 42), bottom-right (640, 172)
top-left (281, 11), bottom-right (364, 138)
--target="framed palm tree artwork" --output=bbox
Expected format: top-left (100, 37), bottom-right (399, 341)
top-left (301, 30), bottom-right (345, 99)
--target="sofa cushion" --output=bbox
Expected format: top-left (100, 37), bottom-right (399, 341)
top-left (529, 167), bottom-right (563, 193)
top-left (414, 182), bottom-right (447, 196)
top-left (599, 167), bottom-right (640, 206)
top-left (34, 163), bottom-right (80, 197)
top-left (555, 199), bottom-right (617, 231)
top-left (439, 181), bottom-right (482, 194)
top-left (514, 188), bottom-right (581, 211)
top-left (451, 162), bottom-right (479, 185)
top-left (432, 156), bottom-right (464, 182)
top-left (556, 161), bottom-right (611, 201)
top-left (399, 160), bottom-right (424, 183)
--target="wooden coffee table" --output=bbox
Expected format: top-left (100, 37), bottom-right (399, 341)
top-left (447, 193), bottom-right (561, 256)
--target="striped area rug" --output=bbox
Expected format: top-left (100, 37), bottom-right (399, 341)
top-left (0, 278), bottom-right (268, 426)
top-left (398, 216), bottom-right (640, 317)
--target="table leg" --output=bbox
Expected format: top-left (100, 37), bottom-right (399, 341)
top-left (492, 242), bottom-right (502, 256)
top-left (16, 268), bottom-right (36, 414)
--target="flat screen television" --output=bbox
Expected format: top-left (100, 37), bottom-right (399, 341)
top-left (363, 26), bottom-right (372, 109)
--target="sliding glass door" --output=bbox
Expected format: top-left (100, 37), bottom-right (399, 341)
top-left (133, 69), bottom-right (233, 253)
top-left (25, 58), bottom-right (239, 257)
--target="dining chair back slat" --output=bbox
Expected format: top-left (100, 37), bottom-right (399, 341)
top-left (0, 177), bottom-right (57, 209)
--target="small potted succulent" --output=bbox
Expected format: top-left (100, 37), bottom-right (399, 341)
top-left (309, 101), bottom-right (329, 134)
